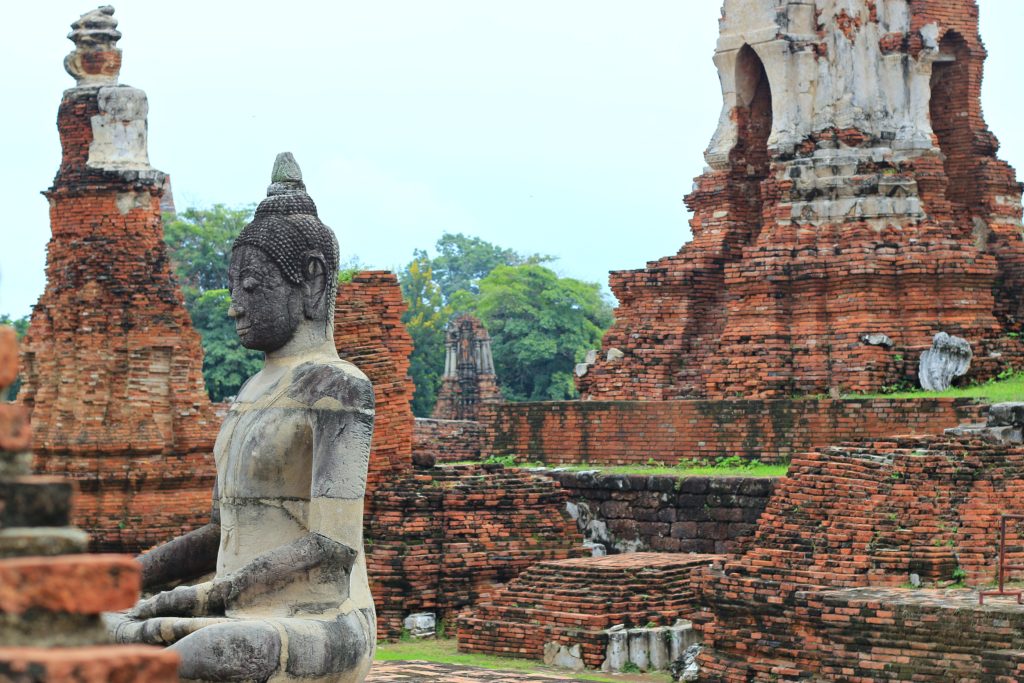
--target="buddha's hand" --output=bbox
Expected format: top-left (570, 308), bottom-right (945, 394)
top-left (128, 580), bottom-right (231, 619)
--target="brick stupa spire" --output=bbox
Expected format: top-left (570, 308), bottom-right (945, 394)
top-left (20, 6), bottom-right (217, 552)
top-left (579, 0), bottom-right (1024, 400)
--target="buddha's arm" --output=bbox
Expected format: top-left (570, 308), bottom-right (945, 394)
top-left (131, 396), bottom-right (373, 619)
top-left (137, 485), bottom-right (221, 590)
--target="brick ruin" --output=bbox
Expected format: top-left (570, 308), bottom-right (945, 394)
top-left (432, 314), bottom-right (503, 421)
top-left (695, 427), bottom-right (1024, 681)
top-left (333, 273), bottom-right (585, 639)
top-left (579, 0), bottom-right (1024, 401)
top-left (483, 397), bottom-right (983, 465)
top-left (0, 323), bottom-right (179, 681)
top-left (20, 6), bottom-right (216, 553)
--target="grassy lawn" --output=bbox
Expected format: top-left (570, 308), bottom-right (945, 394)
top-left (375, 638), bottom-right (671, 682)
top-left (447, 458), bottom-right (787, 478)
top-left (846, 371), bottom-right (1024, 402)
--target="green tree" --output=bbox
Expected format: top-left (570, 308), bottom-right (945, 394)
top-left (470, 264), bottom-right (613, 401)
top-left (163, 205), bottom-right (259, 401)
top-left (163, 205), bottom-right (254, 301)
top-left (399, 252), bottom-right (450, 416)
top-left (0, 314), bottom-right (29, 400)
top-left (430, 233), bottom-right (552, 301)
top-left (188, 290), bottom-right (263, 402)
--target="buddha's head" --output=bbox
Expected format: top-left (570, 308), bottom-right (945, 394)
top-left (228, 153), bottom-right (339, 353)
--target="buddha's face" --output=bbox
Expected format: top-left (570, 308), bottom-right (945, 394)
top-left (227, 245), bottom-right (305, 352)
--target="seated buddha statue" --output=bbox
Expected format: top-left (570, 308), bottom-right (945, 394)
top-left (107, 153), bottom-right (376, 683)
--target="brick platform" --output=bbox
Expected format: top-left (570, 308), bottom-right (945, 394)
top-left (696, 433), bottom-right (1024, 681)
top-left (458, 552), bottom-right (720, 669)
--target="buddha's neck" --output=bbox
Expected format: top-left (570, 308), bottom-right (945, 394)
top-left (264, 321), bottom-right (337, 367)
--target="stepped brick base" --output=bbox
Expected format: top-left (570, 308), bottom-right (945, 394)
top-left (369, 465), bottom-right (586, 639)
top-left (696, 433), bottom-right (1024, 681)
top-left (458, 552), bottom-right (721, 669)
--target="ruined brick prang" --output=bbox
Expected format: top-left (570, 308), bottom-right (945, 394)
top-left (579, 0), bottom-right (1024, 400)
top-left (432, 314), bottom-right (503, 421)
top-left (0, 323), bottom-right (179, 680)
top-left (22, 6), bottom-right (216, 552)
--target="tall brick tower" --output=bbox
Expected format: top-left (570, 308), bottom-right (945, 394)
top-left (579, 0), bottom-right (1024, 400)
top-left (20, 6), bottom-right (216, 551)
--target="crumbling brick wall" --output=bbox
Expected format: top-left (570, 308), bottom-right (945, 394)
top-left (482, 398), bottom-right (984, 466)
top-left (413, 418), bottom-right (485, 463)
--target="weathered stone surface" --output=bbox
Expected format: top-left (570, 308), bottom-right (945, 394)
top-left (433, 315), bottom-right (503, 421)
top-left (579, 0), bottom-right (1024, 400)
top-left (0, 477), bottom-right (73, 528)
top-left (919, 331), bottom-right (972, 390)
top-left (0, 527), bottom-right (89, 559)
top-left (403, 612), bottom-right (436, 639)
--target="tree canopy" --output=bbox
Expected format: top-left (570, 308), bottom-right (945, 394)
top-left (398, 233), bottom-right (612, 413)
top-left (163, 206), bottom-right (261, 402)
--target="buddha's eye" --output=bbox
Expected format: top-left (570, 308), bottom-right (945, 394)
top-left (242, 277), bottom-right (259, 292)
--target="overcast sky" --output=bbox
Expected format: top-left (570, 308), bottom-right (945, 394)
top-left (3, 1), bottom-right (1023, 318)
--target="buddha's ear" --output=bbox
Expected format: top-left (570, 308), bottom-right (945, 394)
top-left (302, 252), bottom-right (329, 320)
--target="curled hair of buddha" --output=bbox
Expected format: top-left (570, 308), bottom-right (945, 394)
top-left (234, 152), bottom-right (340, 327)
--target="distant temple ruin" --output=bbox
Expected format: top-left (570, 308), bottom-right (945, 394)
top-left (579, 0), bottom-right (1024, 400)
top-left (433, 315), bottom-right (502, 421)
top-left (20, 6), bottom-right (216, 552)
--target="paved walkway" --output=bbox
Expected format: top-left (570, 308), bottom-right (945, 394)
top-left (367, 660), bottom-right (577, 682)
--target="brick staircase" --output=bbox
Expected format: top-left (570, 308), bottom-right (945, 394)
top-left (458, 552), bottom-right (720, 669)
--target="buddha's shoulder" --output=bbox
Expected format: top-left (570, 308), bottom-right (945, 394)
top-left (286, 358), bottom-right (374, 410)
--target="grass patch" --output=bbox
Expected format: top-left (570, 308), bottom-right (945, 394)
top-left (846, 371), bottom-right (1024, 402)
top-left (375, 638), bottom-right (670, 682)
top-left (448, 456), bottom-right (787, 478)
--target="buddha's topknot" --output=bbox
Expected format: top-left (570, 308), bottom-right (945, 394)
top-left (233, 153), bottom-right (340, 322)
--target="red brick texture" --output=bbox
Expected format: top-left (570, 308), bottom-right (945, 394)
top-left (458, 553), bottom-right (720, 668)
top-left (578, 0), bottom-right (1024, 401)
top-left (482, 398), bottom-right (984, 465)
top-left (413, 418), bottom-right (485, 464)
top-left (21, 79), bottom-right (217, 553)
top-left (334, 271), bottom-right (415, 484)
top-left (0, 646), bottom-right (178, 683)
top-left (0, 555), bottom-right (140, 615)
top-left (368, 465), bottom-right (586, 639)
top-left (695, 434), bottom-right (1024, 681)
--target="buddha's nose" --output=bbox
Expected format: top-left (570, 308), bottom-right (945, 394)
top-left (228, 303), bottom-right (245, 319)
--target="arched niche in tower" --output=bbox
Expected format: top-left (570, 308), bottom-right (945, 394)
top-left (928, 30), bottom-right (975, 219)
top-left (731, 44), bottom-right (773, 182)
